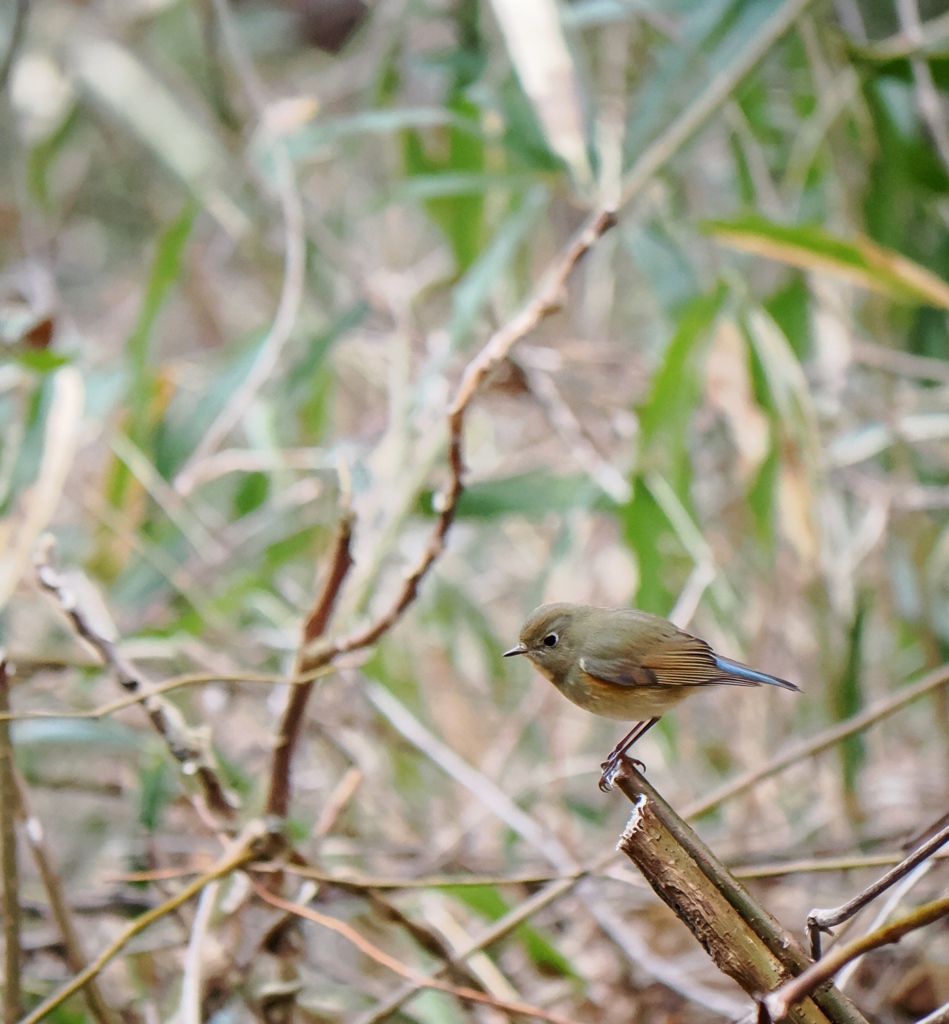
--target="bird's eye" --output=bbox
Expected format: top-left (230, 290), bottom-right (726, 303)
top-left (543, 633), bottom-right (558, 647)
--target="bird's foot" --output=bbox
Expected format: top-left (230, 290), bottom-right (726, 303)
top-left (598, 754), bottom-right (645, 792)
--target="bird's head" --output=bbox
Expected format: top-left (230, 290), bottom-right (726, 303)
top-left (503, 602), bottom-right (585, 684)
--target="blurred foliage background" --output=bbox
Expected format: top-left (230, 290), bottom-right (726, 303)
top-left (4, 0), bottom-right (949, 1020)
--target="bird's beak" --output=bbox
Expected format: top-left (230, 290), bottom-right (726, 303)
top-left (503, 642), bottom-right (528, 657)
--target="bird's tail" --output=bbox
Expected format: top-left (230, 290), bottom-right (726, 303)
top-left (713, 655), bottom-right (800, 691)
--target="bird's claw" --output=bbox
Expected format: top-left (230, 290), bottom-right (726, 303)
top-left (598, 754), bottom-right (646, 792)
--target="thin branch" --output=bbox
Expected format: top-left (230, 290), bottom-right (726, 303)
top-left (806, 818), bottom-right (949, 958)
top-left (762, 894), bottom-right (949, 1023)
top-left (34, 539), bottom-right (237, 819)
top-left (15, 825), bottom-right (266, 1024)
top-left (851, 338), bottom-right (949, 385)
top-left (327, 207), bottom-right (618, 662)
top-left (266, 511), bottom-right (355, 818)
top-left (252, 882), bottom-right (585, 1024)
top-left (1, 658), bottom-right (22, 1024)
top-left (685, 663), bottom-right (949, 819)
top-left (13, 771), bottom-right (118, 1024)
top-left (348, 873), bottom-right (587, 1024)
top-left (0, 667), bottom-right (335, 723)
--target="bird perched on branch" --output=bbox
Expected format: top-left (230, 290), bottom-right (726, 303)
top-left (504, 602), bottom-right (799, 791)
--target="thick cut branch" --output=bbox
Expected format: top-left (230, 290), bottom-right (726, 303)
top-left (612, 762), bottom-right (867, 1024)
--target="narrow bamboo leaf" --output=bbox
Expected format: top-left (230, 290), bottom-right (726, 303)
top-left (620, 477), bottom-right (671, 615)
top-left (705, 214), bottom-right (949, 308)
top-left (404, 97), bottom-right (486, 271)
top-left (638, 285), bottom-right (726, 446)
top-left (127, 200), bottom-right (196, 384)
top-left (444, 885), bottom-right (578, 978)
top-left (834, 593), bottom-right (869, 814)
top-left (417, 470), bottom-right (600, 520)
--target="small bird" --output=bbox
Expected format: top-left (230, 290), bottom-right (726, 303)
top-left (504, 602), bottom-right (800, 791)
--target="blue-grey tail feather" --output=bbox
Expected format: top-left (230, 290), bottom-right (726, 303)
top-left (713, 656), bottom-right (800, 691)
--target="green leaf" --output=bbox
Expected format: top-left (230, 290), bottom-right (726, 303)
top-left (833, 593), bottom-right (869, 814)
top-left (444, 885), bottom-right (578, 978)
top-left (138, 748), bottom-right (175, 832)
top-left (417, 470), bottom-right (601, 520)
top-left (704, 214), bottom-right (949, 308)
top-left (620, 477), bottom-right (673, 615)
top-left (14, 350), bottom-right (71, 372)
top-left (127, 200), bottom-right (197, 385)
top-left (638, 285), bottom-right (727, 457)
top-left (763, 275), bottom-right (810, 361)
top-left (403, 97), bottom-right (486, 271)
top-left (233, 470), bottom-right (270, 517)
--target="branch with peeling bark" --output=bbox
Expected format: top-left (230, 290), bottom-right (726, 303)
top-left (34, 539), bottom-right (237, 822)
top-left (612, 761), bottom-right (868, 1024)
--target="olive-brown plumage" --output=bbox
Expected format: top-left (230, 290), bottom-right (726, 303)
top-left (504, 603), bottom-right (799, 790)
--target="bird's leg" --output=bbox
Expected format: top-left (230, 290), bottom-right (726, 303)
top-left (598, 717), bottom-right (661, 792)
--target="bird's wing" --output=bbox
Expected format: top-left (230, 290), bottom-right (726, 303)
top-left (580, 628), bottom-right (789, 690)
top-left (577, 654), bottom-right (662, 688)
top-left (642, 632), bottom-right (763, 687)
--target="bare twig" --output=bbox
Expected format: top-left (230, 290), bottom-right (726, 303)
top-left (685, 663), bottom-right (949, 819)
top-left (13, 771), bottom-right (118, 1024)
top-left (851, 338), bottom-right (949, 385)
top-left (266, 511), bottom-right (355, 818)
top-left (34, 539), bottom-right (237, 819)
top-left (0, 667), bottom-right (334, 723)
top-left (832, 859), bottom-right (933, 992)
top-left (328, 206), bottom-right (618, 662)
top-left (762, 894), bottom-right (949, 1023)
top-left (0, 658), bottom-right (22, 1024)
top-left (806, 818), bottom-right (949, 958)
top-left (253, 883), bottom-right (585, 1024)
top-left (613, 763), bottom-right (866, 1024)
top-left (15, 824), bottom-right (266, 1024)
